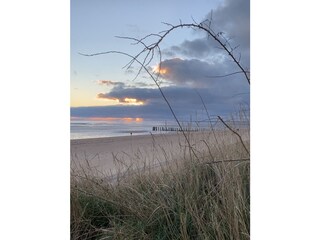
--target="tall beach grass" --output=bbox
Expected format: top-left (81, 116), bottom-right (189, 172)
top-left (71, 119), bottom-right (250, 240)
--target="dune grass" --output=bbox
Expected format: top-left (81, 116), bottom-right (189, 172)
top-left (71, 127), bottom-right (250, 240)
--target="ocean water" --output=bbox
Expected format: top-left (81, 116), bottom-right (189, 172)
top-left (70, 119), bottom-right (174, 139)
top-left (70, 118), bottom-right (241, 140)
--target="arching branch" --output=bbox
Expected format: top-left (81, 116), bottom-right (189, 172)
top-left (79, 50), bottom-right (199, 159)
top-left (116, 21), bottom-right (250, 84)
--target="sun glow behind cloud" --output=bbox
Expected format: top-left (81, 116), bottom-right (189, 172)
top-left (153, 65), bottom-right (168, 75)
top-left (96, 93), bottom-right (145, 106)
top-left (152, 58), bottom-right (186, 76)
top-left (123, 98), bottom-right (144, 105)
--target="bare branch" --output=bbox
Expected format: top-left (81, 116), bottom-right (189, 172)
top-left (161, 22), bottom-right (174, 28)
top-left (79, 20), bottom-right (250, 161)
top-left (127, 22), bottom-right (251, 84)
top-left (196, 91), bottom-right (224, 158)
top-left (205, 71), bottom-right (250, 79)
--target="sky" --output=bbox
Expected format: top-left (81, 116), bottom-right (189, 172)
top-left (71, 0), bottom-right (250, 121)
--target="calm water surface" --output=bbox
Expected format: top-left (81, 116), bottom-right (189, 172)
top-left (71, 119), bottom-right (173, 139)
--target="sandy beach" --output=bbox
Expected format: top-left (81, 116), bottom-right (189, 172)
top-left (71, 129), bottom-right (249, 178)
top-left (71, 132), bottom-right (193, 176)
top-left (71, 132), bottom-right (211, 176)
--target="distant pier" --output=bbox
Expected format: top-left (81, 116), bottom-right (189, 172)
top-left (152, 125), bottom-right (208, 132)
top-left (151, 120), bottom-right (249, 133)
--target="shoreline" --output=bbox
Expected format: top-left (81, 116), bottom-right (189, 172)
top-left (70, 128), bottom-right (238, 143)
top-left (71, 131), bottom-right (181, 145)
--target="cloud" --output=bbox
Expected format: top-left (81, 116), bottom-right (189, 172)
top-left (71, 87), bottom-right (248, 120)
top-left (155, 58), bottom-right (248, 91)
top-left (104, 85), bottom-right (248, 105)
top-left (71, 105), bottom-right (173, 120)
top-left (102, 87), bottom-right (158, 103)
top-left (128, 81), bottom-right (155, 88)
top-left (163, 0), bottom-right (250, 67)
top-left (97, 80), bottom-right (125, 87)
top-left (205, 0), bottom-right (250, 51)
top-left (158, 58), bottom-right (222, 87)
top-left (96, 93), bottom-right (118, 100)
top-left (98, 79), bottom-right (158, 90)
top-left (149, 0), bottom-right (250, 111)
top-left (86, 85), bottom-right (249, 120)
top-left (97, 92), bottom-right (145, 105)
top-left (163, 38), bottom-right (216, 59)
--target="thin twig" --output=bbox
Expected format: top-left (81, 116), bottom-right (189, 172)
top-left (205, 71), bottom-right (250, 79)
top-left (217, 116), bottom-right (250, 155)
top-left (196, 90), bottom-right (224, 157)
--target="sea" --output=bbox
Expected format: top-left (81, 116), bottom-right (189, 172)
top-left (70, 117), bottom-right (245, 140)
top-left (70, 119), bottom-right (178, 140)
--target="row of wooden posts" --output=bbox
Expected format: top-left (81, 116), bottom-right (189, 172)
top-left (152, 126), bottom-right (208, 132)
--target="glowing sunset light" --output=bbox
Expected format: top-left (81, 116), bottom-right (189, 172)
top-left (153, 65), bottom-right (168, 75)
top-left (135, 117), bottom-right (143, 122)
top-left (124, 98), bottom-right (138, 103)
top-left (71, 116), bottom-right (144, 122)
top-left (96, 94), bottom-right (144, 106)
top-left (123, 98), bottom-right (144, 105)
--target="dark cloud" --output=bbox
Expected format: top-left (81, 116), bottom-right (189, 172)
top-left (71, 105), bottom-right (172, 120)
top-left (163, 38), bottom-right (217, 59)
top-left (163, 0), bottom-right (250, 67)
top-left (104, 85), bottom-right (248, 106)
top-left (206, 0), bottom-right (250, 51)
top-left (104, 87), bottom-right (158, 102)
top-left (96, 93), bottom-right (117, 100)
top-left (159, 58), bottom-right (223, 87)
top-left (158, 58), bottom-right (248, 91)
top-left (71, 87), bottom-right (248, 120)
top-left (80, 85), bottom-right (249, 120)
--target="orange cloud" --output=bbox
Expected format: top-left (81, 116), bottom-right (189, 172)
top-left (96, 93), bottom-right (118, 101)
top-left (123, 98), bottom-right (144, 105)
top-left (153, 65), bottom-right (169, 75)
